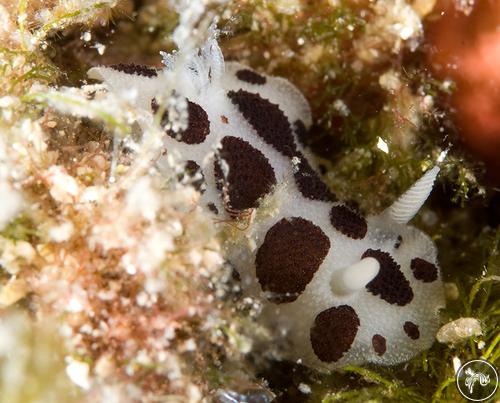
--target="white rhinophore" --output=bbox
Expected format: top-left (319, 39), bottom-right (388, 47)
top-left (331, 257), bottom-right (380, 295)
top-left (385, 166), bottom-right (440, 224)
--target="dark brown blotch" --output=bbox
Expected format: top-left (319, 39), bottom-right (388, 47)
top-left (179, 160), bottom-right (204, 192)
top-left (227, 89), bottom-right (297, 157)
top-left (214, 136), bottom-right (276, 214)
top-left (293, 153), bottom-right (337, 202)
top-left (372, 334), bottom-right (387, 356)
top-left (207, 203), bottom-right (218, 214)
top-left (310, 305), bottom-right (360, 363)
top-left (362, 249), bottom-right (414, 306)
top-left (294, 119), bottom-right (308, 145)
top-left (410, 257), bottom-right (438, 283)
top-left (236, 69), bottom-right (267, 85)
top-left (152, 99), bottom-right (210, 145)
top-left (403, 321), bottom-right (420, 340)
top-left (255, 217), bottom-right (330, 303)
top-left (110, 63), bottom-right (158, 77)
top-left (330, 205), bottom-right (367, 239)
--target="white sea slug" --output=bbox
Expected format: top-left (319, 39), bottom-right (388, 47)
top-left (88, 39), bottom-right (445, 371)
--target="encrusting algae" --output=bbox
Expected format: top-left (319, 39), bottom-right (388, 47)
top-left (0, 0), bottom-right (498, 402)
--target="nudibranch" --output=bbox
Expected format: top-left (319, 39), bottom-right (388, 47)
top-left (88, 39), bottom-right (445, 371)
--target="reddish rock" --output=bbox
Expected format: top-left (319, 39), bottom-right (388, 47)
top-left (426, 1), bottom-right (500, 181)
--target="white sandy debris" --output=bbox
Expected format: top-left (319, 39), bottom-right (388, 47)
top-left (437, 317), bottom-right (482, 345)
